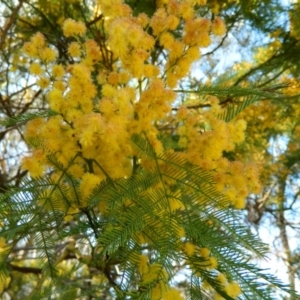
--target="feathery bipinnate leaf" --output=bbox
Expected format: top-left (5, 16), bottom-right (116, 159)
top-left (17, 133), bottom-right (288, 299)
top-left (87, 135), bottom-right (295, 299)
top-left (175, 84), bottom-right (288, 123)
top-left (0, 135), bottom-right (297, 299)
top-left (0, 109), bottom-right (58, 127)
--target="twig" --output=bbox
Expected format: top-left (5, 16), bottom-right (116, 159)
top-left (0, 0), bottom-right (25, 50)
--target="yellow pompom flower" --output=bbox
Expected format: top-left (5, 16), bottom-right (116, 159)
top-left (224, 186), bottom-right (237, 204)
top-left (177, 106), bottom-right (189, 120)
top-left (169, 40), bottom-right (185, 60)
top-left (159, 32), bottom-right (175, 49)
top-left (137, 254), bottom-right (149, 275)
top-left (22, 152), bottom-right (46, 178)
top-left (52, 64), bottom-right (65, 78)
top-left (166, 72), bottom-right (179, 88)
top-left (182, 242), bottom-right (196, 256)
top-left (168, 197), bottom-right (184, 211)
top-left (29, 62), bottom-right (43, 75)
top-left (25, 118), bottom-right (44, 139)
top-left (186, 46), bottom-right (201, 60)
top-left (197, 32), bottom-right (211, 47)
top-left (68, 164), bottom-right (85, 179)
top-left (47, 88), bottom-right (64, 112)
top-left (127, 25), bottom-right (144, 49)
top-left (207, 256), bottom-right (218, 269)
top-left (23, 42), bottom-right (38, 58)
top-left (216, 273), bottom-right (228, 286)
top-left (176, 56), bottom-right (192, 78)
top-left (62, 18), bottom-right (87, 37)
top-left (31, 32), bottom-right (46, 47)
top-left (118, 71), bottom-right (130, 84)
top-left (85, 39), bottom-right (102, 63)
top-left (97, 71), bottom-right (108, 85)
top-left (137, 13), bottom-right (149, 28)
top-left (150, 8), bottom-right (168, 36)
top-left (68, 42), bottom-right (82, 57)
top-left (198, 247), bottom-right (210, 257)
top-left (79, 173), bottom-right (102, 207)
top-left (224, 282), bottom-right (242, 298)
top-left (40, 47), bottom-right (57, 62)
top-left (194, 256), bottom-right (218, 270)
top-left (211, 2), bottom-right (220, 14)
top-left (98, 0), bottom-right (123, 16)
top-left (183, 18), bottom-right (210, 46)
top-left (167, 14), bottom-right (180, 30)
top-left (79, 130), bottom-right (95, 148)
top-left (233, 194), bottom-right (246, 209)
top-left (142, 263), bottom-right (163, 283)
top-left (37, 77), bottom-right (50, 89)
top-left (107, 71), bottom-right (119, 85)
top-left (151, 280), bottom-right (169, 300)
top-left (211, 17), bottom-right (226, 36)
top-left (102, 84), bottom-right (118, 98)
top-left (166, 0), bottom-right (180, 15)
top-left (108, 19), bottom-right (129, 58)
top-left (53, 80), bottom-right (66, 91)
top-left (179, 2), bottom-right (194, 20)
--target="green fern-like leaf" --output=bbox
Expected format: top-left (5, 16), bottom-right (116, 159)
top-left (195, 84), bottom-right (286, 99)
top-left (0, 134), bottom-right (297, 299)
top-left (0, 109), bottom-right (58, 127)
top-left (218, 95), bottom-right (260, 122)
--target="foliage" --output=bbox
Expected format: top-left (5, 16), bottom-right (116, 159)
top-left (0, 0), bottom-right (300, 299)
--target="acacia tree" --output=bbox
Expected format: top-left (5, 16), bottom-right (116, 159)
top-left (0, 0), bottom-right (299, 299)
top-left (210, 1), bottom-right (300, 296)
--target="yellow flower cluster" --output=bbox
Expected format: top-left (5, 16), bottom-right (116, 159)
top-left (22, 0), bottom-right (229, 204)
top-left (214, 273), bottom-right (242, 299)
top-left (24, 33), bottom-right (57, 90)
top-left (236, 97), bottom-right (292, 186)
top-left (134, 257), bottom-right (184, 300)
top-left (62, 19), bottom-right (87, 37)
top-left (24, 33), bottom-right (57, 65)
top-left (20, 1), bottom-right (258, 296)
top-left (175, 102), bottom-right (261, 208)
top-left (182, 242), bottom-right (218, 276)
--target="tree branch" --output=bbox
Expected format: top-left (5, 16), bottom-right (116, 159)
top-left (0, 0), bottom-right (25, 51)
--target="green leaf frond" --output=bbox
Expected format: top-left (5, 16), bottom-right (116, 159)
top-left (175, 84), bottom-right (289, 123)
top-left (219, 257), bottom-right (298, 299)
top-left (81, 135), bottom-right (293, 298)
top-left (188, 276), bottom-right (213, 300)
top-left (195, 83), bottom-right (288, 99)
top-left (0, 109), bottom-right (58, 127)
top-left (0, 176), bottom-right (70, 278)
top-left (26, 136), bottom-right (45, 148)
top-left (218, 95), bottom-right (260, 122)
top-left (0, 134), bottom-right (295, 299)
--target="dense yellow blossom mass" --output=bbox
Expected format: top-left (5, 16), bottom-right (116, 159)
top-left (19, 0), bottom-right (263, 298)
